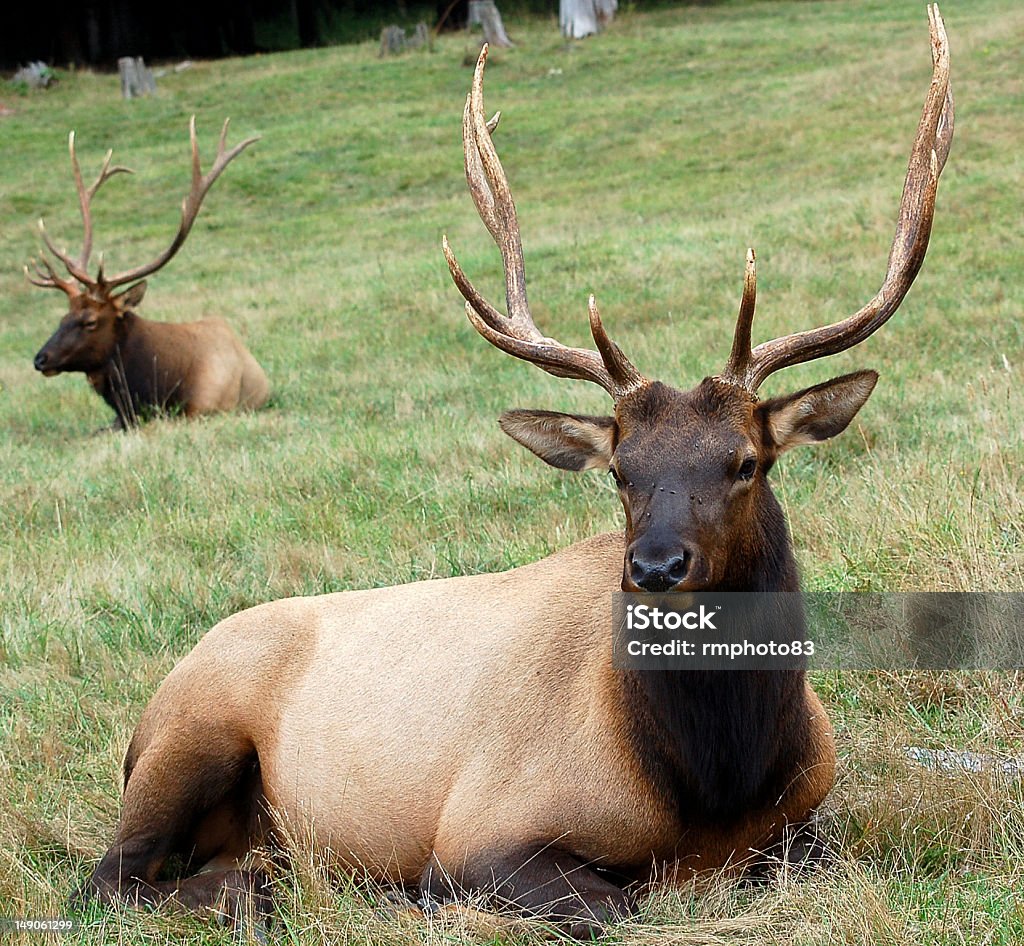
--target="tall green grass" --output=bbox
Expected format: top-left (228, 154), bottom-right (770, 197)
top-left (1, 2), bottom-right (1022, 943)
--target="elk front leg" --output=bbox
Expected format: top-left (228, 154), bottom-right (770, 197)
top-left (420, 843), bottom-right (633, 938)
top-left (74, 724), bottom-right (269, 933)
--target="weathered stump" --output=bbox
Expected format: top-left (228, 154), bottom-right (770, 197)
top-left (409, 22), bottom-right (431, 49)
top-left (380, 25), bottom-right (407, 56)
top-left (560, 0), bottom-right (617, 39)
top-left (468, 0), bottom-right (513, 48)
top-left (380, 22), bottom-right (431, 56)
top-left (118, 57), bottom-right (156, 99)
top-left (12, 61), bottom-right (56, 89)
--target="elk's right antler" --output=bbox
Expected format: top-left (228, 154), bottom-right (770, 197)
top-left (443, 45), bottom-right (647, 402)
top-left (27, 133), bottom-right (132, 293)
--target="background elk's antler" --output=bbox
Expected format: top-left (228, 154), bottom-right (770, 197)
top-left (25, 117), bottom-right (259, 296)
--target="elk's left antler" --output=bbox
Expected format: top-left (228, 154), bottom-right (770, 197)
top-left (719, 3), bottom-right (954, 393)
top-left (99, 118), bottom-right (259, 290)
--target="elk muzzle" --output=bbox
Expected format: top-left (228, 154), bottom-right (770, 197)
top-left (624, 532), bottom-right (710, 593)
top-left (33, 342), bottom-right (61, 376)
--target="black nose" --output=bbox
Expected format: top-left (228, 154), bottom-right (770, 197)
top-left (629, 549), bottom-right (692, 592)
top-left (34, 351), bottom-right (49, 371)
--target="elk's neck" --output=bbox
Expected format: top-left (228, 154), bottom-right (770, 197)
top-left (618, 492), bottom-right (809, 825)
top-left (89, 312), bottom-right (188, 424)
top-left (714, 482), bottom-right (800, 590)
top-left (87, 312), bottom-right (141, 376)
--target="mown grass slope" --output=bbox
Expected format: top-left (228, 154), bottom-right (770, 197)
top-left (1, 2), bottom-right (1022, 943)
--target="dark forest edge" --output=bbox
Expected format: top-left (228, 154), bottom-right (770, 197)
top-left (3, 0), bottom-right (697, 70)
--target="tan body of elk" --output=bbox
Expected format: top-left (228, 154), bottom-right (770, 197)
top-left (28, 119), bottom-right (268, 429)
top-left (80, 8), bottom-right (953, 938)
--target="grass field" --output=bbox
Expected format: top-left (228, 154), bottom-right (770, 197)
top-left (1, 1), bottom-right (1022, 943)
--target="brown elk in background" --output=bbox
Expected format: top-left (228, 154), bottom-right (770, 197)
top-left (27, 118), bottom-right (269, 429)
top-left (76, 8), bottom-right (951, 939)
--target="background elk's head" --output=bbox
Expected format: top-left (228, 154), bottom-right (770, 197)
top-left (445, 8), bottom-right (952, 593)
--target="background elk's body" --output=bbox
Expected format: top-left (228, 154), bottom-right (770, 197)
top-left (71, 310), bottom-right (269, 424)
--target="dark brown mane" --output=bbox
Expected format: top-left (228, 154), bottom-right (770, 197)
top-left (623, 664), bottom-right (809, 825)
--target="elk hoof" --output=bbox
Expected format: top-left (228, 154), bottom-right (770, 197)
top-left (746, 820), bottom-right (836, 883)
top-left (211, 868), bottom-right (274, 941)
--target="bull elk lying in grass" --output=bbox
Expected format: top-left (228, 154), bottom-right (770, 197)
top-left (77, 8), bottom-right (952, 938)
top-left (27, 119), bottom-right (269, 429)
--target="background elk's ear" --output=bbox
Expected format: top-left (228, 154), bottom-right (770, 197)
top-left (113, 280), bottom-right (147, 314)
top-left (758, 370), bottom-right (878, 453)
top-left (499, 409), bottom-right (617, 472)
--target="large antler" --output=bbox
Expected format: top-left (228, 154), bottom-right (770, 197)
top-left (719, 4), bottom-right (953, 393)
top-left (443, 45), bottom-right (647, 401)
top-left (26, 133), bottom-right (132, 293)
top-left (27, 118), bottom-right (258, 296)
top-left (98, 117), bottom-right (259, 290)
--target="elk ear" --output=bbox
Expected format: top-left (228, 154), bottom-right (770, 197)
top-left (499, 409), bottom-right (617, 472)
top-left (758, 370), bottom-right (878, 453)
top-left (113, 280), bottom-right (147, 314)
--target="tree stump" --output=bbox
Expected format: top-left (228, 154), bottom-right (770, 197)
top-left (408, 22), bottom-right (431, 49)
top-left (380, 23), bottom-right (430, 56)
top-left (12, 61), bottom-right (56, 89)
top-left (468, 0), bottom-right (513, 48)
top-left (560, 0), bottom-right (617, 39)
top-left (118, 57), bottom-right (156, 99)
top-left (379, 25), bottom-right (406, 56)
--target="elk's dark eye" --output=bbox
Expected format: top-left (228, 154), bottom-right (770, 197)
top-left (737, 457), bottom-right (757, 481)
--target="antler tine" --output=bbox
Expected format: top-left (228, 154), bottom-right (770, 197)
top-left (720, 4), bottom-right (953, 393)
top-left (722, 249), bottom-right (757, 387)
top-left (73, 134), bottom-right (133, 274)
top-left (443, 45), bottom-right (647, 400)
top-left (464, 48), bottom-right (533, 334)
top-left (37, 217), bottom-right (90, 286)
top-left (34, 131), bottom-right (132, 289)
top-left (35, 133), bottom-right (94, 285)
top-left (24, 255), bottom-right (78, 294)
top-left (588, 295), bottom-right (647, 392)
top-left (100, 116), bottom-right (260, 290)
